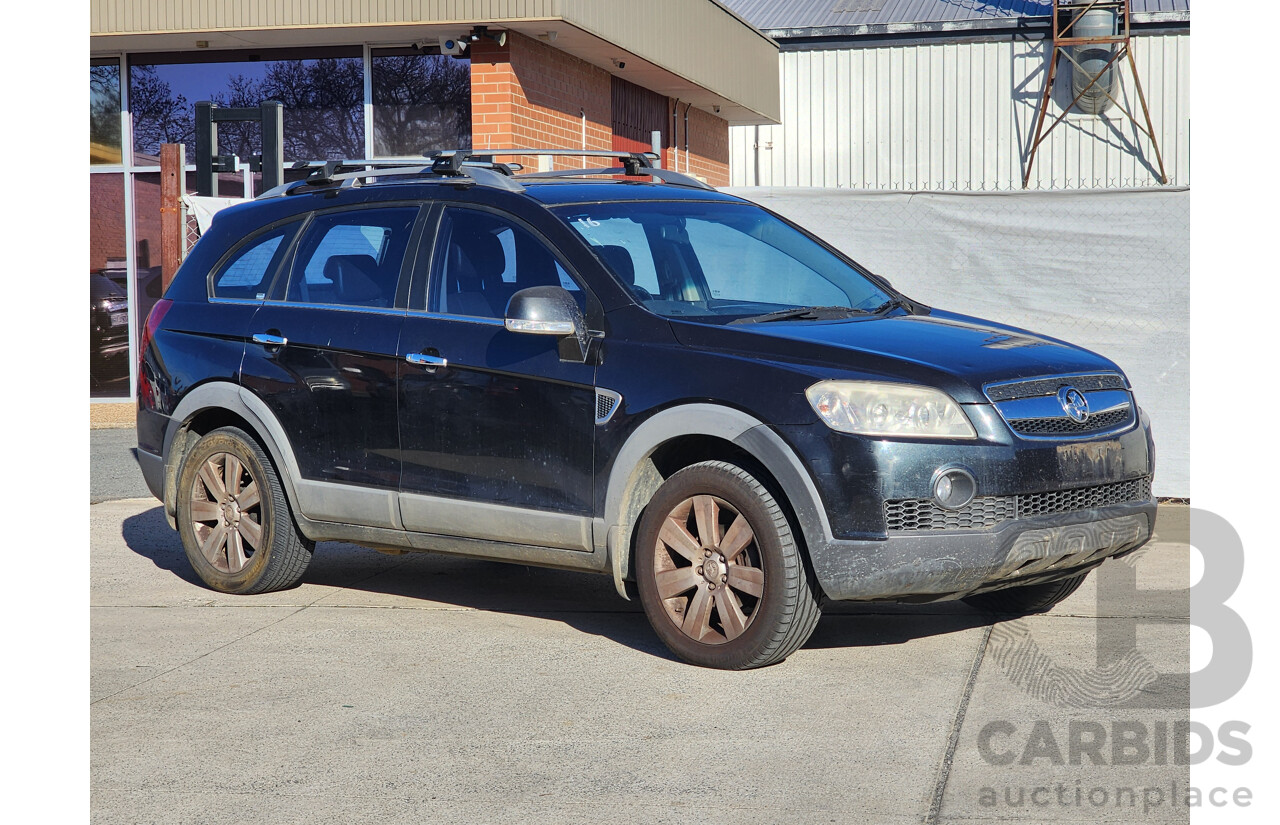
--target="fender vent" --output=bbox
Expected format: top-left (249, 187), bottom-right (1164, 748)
top-left (595, 389), bottom-right (622, 425)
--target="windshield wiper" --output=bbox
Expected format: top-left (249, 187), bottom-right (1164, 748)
top-left (729, 305), bottom-right (871, 325)
top-left (869, 297), bottom-right (907, 314)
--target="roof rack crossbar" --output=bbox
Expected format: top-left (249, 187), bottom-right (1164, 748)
top-left (260, 148), bottom-right (698, 198)
top-left (263, 157), bottom-right (526, 198)
top-left (515, 166), bottom-right (715, 191)
top-left (427, 148), bottom-right (658, 169)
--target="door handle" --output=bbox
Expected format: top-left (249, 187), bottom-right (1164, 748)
top-left (405, 352), bottom-right (448, 368)
top-left (251, 332), bottom-right (287, 347)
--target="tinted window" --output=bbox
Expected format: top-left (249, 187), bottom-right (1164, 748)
top-left (427, 208), bottom-right (583, 319)
top-left (556, 201), bottom-right (890, 322)
top-left (287, 208), bottom-right (418, 308)
top-left (211, 223), bottom-right (299, 300)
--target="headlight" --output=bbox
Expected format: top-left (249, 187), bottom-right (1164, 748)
top-left (805, 380), bottom-right (976, 439)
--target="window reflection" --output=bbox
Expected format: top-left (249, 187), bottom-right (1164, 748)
top-left (129, 51), bottom-right (365, 163)
top-left (90, 174), bottom-right (129, 396)
top-left (90, 61), bottom-right (122, 165)
top-left (372, 50), bottom-right (471, 156)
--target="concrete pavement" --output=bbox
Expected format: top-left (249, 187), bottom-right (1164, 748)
top-left (90, 428), bottom-right (151, 503)
top-left (91, 491), bottom-right (1190, 824)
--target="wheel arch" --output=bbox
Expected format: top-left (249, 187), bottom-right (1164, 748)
top-left (603, 404), bottom-right (834, 599)
top-left (162, 382), bottom-right (304, 528)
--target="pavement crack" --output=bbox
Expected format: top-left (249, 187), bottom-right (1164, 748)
top-left (90, 601), bottom-right (314, 706)
top-left (90, 590), bottom-right (335, 706)
top-left (923, 623), bottom-right (991, 825)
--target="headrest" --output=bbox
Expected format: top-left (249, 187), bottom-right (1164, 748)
top-left (451, 229), bottom-right (506, 284)
top-left (323, 254), bottom-right (383, 305)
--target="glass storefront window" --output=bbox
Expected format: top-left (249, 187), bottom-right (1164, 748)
top-left (90, 174), bottom-right (129, 397)
top-left (372, 50), bottom-right (471, 157)
top-left (132, 170), bottom-right (244, 342)
top-left (129, 49), bottom-right (365, 164)
top-left (91, 45), bottom-right (476, 399)
top-left (90, 61), bottom-right (122, 165)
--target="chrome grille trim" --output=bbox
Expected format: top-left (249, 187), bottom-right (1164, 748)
top-left (884, 476), bottom-right (1152, 532)
top-left (982, 372), bottom-right (1135, 440)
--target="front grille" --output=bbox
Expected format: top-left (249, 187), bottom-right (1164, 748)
top-left (884, 497), bottom-right (1017, 531)
top-left (1018, 476), bottom-right (1152, 517)
top-left (985, 373), bottom-right (1126, 402)
top-left (1008, 407), bottom-right (1132, 436)
top-left (884, 476), bottom-right (1152, 532)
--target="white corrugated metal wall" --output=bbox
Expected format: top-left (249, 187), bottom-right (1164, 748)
top-left (730, 33), bottom-right (1188, 190)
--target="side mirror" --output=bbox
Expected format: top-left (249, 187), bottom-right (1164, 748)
top-left (504, 286), bottom-right (590, 362)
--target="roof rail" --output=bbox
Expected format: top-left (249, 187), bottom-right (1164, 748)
top-left (257, 157), bottom-right (527, 198)
top-left (516, 166), bottom-right (714, 191)
top-left (255, 148), bottom-right (712, 199)
top-left (447, 148), bottom-right (714, 190)
top-left (431, 148), bottom-right (658, 174)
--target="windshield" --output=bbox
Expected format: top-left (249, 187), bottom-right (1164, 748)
top-left (553, 201), bottom-right (892, 323)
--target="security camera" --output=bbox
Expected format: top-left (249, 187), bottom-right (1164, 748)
top-left (439, 36), bottom-right (469, 56)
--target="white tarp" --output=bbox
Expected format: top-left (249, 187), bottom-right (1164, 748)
top-left (182, 194), bottom-right (248, 233)
top-left (724, 187), bottom-right (1190, 497)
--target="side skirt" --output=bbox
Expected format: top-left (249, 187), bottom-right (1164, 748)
top-left (293, 512), bottom-right (612, 576)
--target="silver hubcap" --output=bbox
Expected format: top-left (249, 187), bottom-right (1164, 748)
top-left (651, 495), bottom-right (765, 645)
top-left (189, 452), bottom-right (263, 574)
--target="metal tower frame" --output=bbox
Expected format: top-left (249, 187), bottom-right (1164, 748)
top-left (1022, 0), bottom-right (1167, 188)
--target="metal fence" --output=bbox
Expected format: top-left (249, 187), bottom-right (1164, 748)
top-left (725, 186), bottom-right (1189, 497)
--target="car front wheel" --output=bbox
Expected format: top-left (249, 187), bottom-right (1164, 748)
top-left (176, 426), bottom-right (313, 594)
top-left (635, 461), bottom-right (822, 669)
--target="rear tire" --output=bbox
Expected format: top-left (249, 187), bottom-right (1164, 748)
top-left (176, 426), bottom-right (313, 594)
top-left (635, 461), bottom-right (822, 669)
top-left (962, 572), bottom-right (1087, 615)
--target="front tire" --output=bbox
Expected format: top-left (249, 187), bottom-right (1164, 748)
top-left (635, 461), bottom-right (822, 669)
top-left (176, 426), bottom-right (313, 594)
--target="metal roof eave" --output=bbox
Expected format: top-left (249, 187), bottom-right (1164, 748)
top-left (758, 10), bottom-right (1188, 42)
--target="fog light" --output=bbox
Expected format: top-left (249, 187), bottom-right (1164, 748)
top-left (932, 467), bottom-right (976, 510)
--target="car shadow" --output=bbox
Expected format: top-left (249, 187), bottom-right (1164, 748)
top-left (121, 504), bottom-right (992, 663)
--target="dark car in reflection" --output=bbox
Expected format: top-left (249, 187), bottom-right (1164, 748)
top-left (91, 273), bottom-right (130, 389)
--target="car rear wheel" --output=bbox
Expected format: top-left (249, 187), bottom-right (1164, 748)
top-left (176, 426), bottom-right (313, 594)
top-left (962, 572), bottom-right (1088, 615)
top-left (635, 461), bottom-right (822, 669)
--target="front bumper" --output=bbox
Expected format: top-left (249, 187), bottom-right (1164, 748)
top-left (808, 498), bottom-right (1156, 602)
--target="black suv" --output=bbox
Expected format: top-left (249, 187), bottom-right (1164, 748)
top-left (137, 150), bottom-right (1156, 669)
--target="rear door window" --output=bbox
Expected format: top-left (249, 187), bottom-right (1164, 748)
top-left (426, 207), bottom-right (586, 318)
top-left (285, 207), bottom-right (420, 308)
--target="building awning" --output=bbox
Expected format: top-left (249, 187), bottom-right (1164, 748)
top-left (718, 0), bottom-right (1189, 41)
top-left (89, 0), bottom-right (780, 124)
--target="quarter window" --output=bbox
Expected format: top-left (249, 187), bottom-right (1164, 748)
top-left (211, 223), bottom-right (299, 300)
top-left (286, 207), bottom-right (419, 307)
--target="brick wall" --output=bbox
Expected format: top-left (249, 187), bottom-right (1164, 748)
top-left (664, 102), bottom-right (730, 188)
top-left (470, 31), bottom-right (730, 186)
top-left (90, 174), bottom-right (126, 273)
top-left (470, 32), bottom-right (611, 172)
